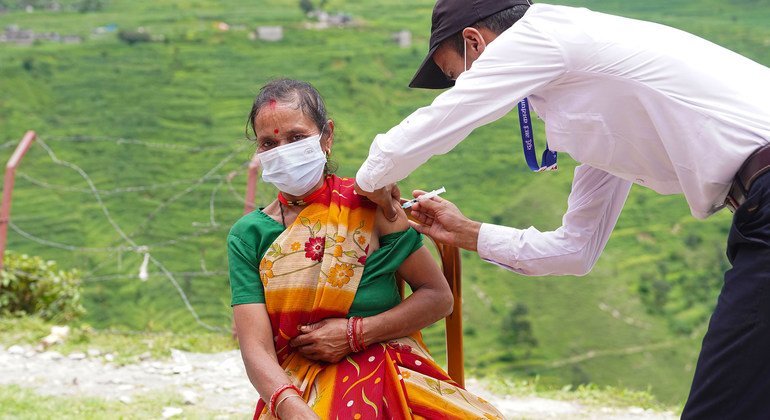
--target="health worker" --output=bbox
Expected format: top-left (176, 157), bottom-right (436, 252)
top-left (353, 0), bottom-right (770, 418)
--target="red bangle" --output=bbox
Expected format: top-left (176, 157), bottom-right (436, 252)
top-left (348, 317), bottom-right (363, 352)
top-left (356, 317), bottom-right (367, 351)
top-left (269, 384), bottom-right (300, 418)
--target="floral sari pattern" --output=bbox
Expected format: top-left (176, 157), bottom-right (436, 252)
top-left (255, 175), bottom-right (503, 419)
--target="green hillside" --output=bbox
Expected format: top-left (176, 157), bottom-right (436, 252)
top-left (1, 0), bottom-right (768, 407)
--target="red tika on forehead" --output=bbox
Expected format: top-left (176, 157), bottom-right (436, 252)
top-left (274, 128), bottom-right (280, 134)
top-left (268, 98), bottom-right (277, 109)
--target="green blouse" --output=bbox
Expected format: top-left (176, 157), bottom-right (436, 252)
top-left (227, 210), bottom-right (423, 318)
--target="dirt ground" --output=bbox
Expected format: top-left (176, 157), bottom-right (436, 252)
top-left (0, 344), bottom-right (677, 419)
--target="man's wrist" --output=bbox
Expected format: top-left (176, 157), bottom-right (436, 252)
top-left (458, 220), bottom-right (482, 252)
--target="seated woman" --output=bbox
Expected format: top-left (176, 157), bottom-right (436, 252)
top-left (228, 79), bottom-right (503, 419)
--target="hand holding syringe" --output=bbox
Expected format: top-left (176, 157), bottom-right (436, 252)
top-left (401, 187), bottom-right (446, 209)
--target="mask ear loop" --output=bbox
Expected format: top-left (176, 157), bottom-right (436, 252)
top-left (318, 123), bottom-right (329, 156)
top-left (463, 37), bottom-right (468, 72)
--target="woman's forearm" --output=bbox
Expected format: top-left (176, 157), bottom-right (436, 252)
top-left (234, 305), bottom-right (311, 418)
top-left (242, 345), bottom-right (290, 400)
top-left (361, 284), bottom-right (453, 346)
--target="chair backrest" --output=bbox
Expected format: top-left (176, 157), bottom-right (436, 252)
top-left (395, 237), bottom-right (464, 387)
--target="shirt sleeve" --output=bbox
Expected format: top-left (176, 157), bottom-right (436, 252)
top-left (477, 165), bottom-right (632, 276)
top-left (355, 18), bottom-right (568, 192)
top-left (228, 233), bottom-right (265, 306)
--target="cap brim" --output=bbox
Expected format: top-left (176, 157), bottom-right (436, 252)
top-left (408, 47), bottom-right (455, 89)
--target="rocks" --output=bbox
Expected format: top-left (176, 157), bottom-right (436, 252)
top-left (87, 348), bottom-right (102, 357)
top-left (40, 325), bottom-right (70, 348)
top-left (119, 395), bottom-right (133, 404)
top-left (40, 351), bottom-right (63, 360)
top-left (104, 353), bottom-right (115, 362)
top-left (7, 344), bottom-right (25, 355)
top-left (161, 407), bottom-right (183, 418)
top-left (68, 352), bottom-right (86, 361)
top-left (181, 389), bottom-right (198, 405)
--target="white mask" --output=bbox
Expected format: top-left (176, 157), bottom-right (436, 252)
top-left (258, 131), bottom-right (328, 197)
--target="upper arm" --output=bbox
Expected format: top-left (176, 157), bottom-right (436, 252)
top-left (233, 303), bottom-right (276, 357)
top-left (227, 234), bottom-right (266, 305)
top-left (395, 246), bottom-right (450, 296)
top-left (373, 197), bottom-right (409, 237)
top-left (356, 23), bottom-right (566, 191)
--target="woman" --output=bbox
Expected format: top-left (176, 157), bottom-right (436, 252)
top-left (228, 79), bottom-right (503, 419)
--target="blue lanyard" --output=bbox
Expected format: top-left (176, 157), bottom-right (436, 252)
top-left (518, 97), bottom-right (557, 172)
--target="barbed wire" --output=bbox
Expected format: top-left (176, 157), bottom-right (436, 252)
top-left (127, 143), bottom-right (251, 239)
top-left (9, 220), bottom-right (228, 253)
top-left (82, 270), bottom-right (228, 283)
top-left (17, 171), bottom-right (224, 195)
top-left (37, 135), bottom-right (242, 153)
top-left (6, 138), bottom-right (251, 332)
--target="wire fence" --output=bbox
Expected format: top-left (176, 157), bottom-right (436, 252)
top-left (2, 135), bottom-right (260, 333)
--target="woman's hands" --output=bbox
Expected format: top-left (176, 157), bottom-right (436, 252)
top-left (290, 318), bottom-right (350, 363)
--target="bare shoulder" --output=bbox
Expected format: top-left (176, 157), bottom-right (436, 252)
top-left (261, 200), bottom-right (282, 223)
top-left (374, 199), bottom-right (409, 237)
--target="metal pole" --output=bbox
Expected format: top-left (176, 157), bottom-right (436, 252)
top-left (0, 130), bottom-right (37, 268)
top-left (243, 154), bottom-right (260, 215)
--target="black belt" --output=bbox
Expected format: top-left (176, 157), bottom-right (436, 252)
top-left (725, 144), bottom-right (770, 213)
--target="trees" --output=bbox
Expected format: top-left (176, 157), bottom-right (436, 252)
top-left (500, 303), bottom-right (538, 358)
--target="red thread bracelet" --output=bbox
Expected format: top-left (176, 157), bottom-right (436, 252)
top-left (352, 317), bottom-right (360, 352)
top-left (269, 384), bottom-right (300, 418)
top-left (356, 317), bottom-right (367, 351)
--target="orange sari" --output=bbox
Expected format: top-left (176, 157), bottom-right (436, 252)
top-left (255, 175), bottom-right (502, 419)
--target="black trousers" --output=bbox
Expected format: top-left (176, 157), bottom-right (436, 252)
top-left (682, 172), bottom-right (770, 419)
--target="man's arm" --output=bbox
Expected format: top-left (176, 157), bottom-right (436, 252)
top-left (477, 165), bottom-right (632, 276)
top-left (355, 18), bottom-right (567, 192)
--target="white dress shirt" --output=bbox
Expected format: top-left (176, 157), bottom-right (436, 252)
top-left (355, 3), bottom-right (770, 276)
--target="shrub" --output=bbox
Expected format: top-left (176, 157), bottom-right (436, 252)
top-left (0, 252), bottom-right (85, 322)
top-left (118, 30), bottom-right (152, 45)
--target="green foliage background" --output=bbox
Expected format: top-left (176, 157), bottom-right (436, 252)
top-left (1, 0), bottom-right (769, 406)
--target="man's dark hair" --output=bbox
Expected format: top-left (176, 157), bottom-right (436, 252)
top-left (444, 5), bottom-right (529, 55)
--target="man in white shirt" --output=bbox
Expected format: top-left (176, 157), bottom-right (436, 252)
top-left (354, 0), bottom-right (770, 418)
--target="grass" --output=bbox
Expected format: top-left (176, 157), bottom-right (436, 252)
top-left (0, 316), bottom-right (236, 364)
top-left (0, 316), bottom-right (677, 418)
top-left (0, 385), bottom-right (233, 420)
top-left (1, 0), bottom-right (768, 408)
top-left (482, 375), bottom-right (678, 413)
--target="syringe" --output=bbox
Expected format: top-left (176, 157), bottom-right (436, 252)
top-left (401, 187), bottom-right (446, 209)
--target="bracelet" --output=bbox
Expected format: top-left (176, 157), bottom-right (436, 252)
top-left (346, 317), bottom-right (358, 352)
top-left (347, 317), bottom-right (368, 353)
top-left (274, 393), bottom-right (303, 418)
top-left (269, 384), bottom-right (300, 418)
top-left (356, 317), bottom-right (367, 351)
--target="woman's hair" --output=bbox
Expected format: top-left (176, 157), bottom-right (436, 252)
top-left (247, 78), bottom-right (337, 174)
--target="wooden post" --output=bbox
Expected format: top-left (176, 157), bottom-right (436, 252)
top-left (0, 131), bottom-right (36, 268)
top-left (433, 239), bottom-right (464, 388)
top-left (243, 154), bottom-right (260, 215)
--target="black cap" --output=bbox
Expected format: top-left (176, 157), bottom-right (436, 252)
top-left (409, 0), bottom-right (531, 89)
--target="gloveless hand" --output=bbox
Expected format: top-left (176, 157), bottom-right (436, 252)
top-left (290, 318), bottom-right (350, 363)
top-left (408, 190), bottom-right (482, 251)
top-left (354, 182), bottom-right (401, 222)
